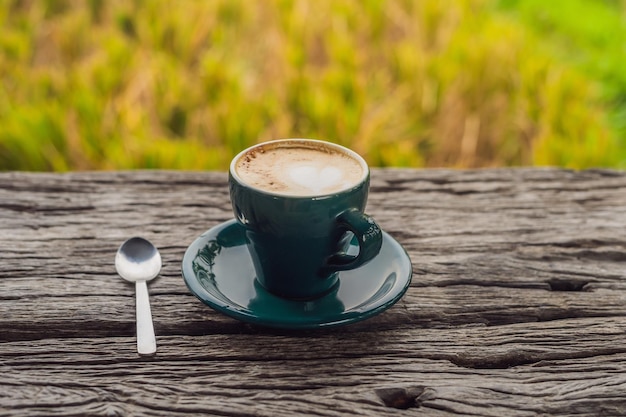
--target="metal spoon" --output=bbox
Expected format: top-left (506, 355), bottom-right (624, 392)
top-left (115, 237), bottom-right (161, 355)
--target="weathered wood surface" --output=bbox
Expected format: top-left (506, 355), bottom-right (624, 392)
top-left (1, 168), bottom-right (625, 416)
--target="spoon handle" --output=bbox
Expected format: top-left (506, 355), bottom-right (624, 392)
top-left (135, 280), bottom-right (156, 355)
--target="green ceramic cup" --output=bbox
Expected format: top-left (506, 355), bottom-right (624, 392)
top-left (229, 139), bottom-right (383, 300)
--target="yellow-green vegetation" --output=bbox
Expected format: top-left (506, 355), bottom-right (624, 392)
top-left (0, 0), bottom-right (624, 171)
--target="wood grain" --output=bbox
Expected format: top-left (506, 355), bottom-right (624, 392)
top-left (1, 169), bottom-right (625, 416)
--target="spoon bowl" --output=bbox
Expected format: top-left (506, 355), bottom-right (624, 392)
top-left (116, 237), bottom-right (162, 282)
top-left (115, 237), bottom-right (161, 355)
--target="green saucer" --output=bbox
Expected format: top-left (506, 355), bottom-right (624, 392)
top-left (181, 219), bottom-right (412, 329)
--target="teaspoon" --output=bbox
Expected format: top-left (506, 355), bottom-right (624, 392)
top-left (115, 237), bottom-right (161, 355)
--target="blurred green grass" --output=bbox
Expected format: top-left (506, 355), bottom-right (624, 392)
top-left (0, 0), bottom-right (625, 171)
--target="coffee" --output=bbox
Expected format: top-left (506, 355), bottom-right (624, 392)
top-left (234, 141), bottom-right (365, 196)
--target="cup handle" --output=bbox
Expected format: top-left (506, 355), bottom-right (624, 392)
top-left (321, 209), bottom-right (383, 274)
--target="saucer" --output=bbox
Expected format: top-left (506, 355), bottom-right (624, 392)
top-left (181, 219), bottom-right (412, 329)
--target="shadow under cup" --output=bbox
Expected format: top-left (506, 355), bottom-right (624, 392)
top-left (228, 139), bottom-right (383, 300)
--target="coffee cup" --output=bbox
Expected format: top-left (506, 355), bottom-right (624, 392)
top-left (229, 138), bottom-right (383, 300)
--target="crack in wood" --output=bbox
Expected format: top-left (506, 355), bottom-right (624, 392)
top-left (375, 387), bottom-right (426, 409)
top-left (448, 348), bottom-right (626, 369)
top-left (547, 278), bottom-right (589, 292)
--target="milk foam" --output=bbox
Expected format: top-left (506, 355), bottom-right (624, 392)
top-left (288, 165), bottom-right (345, 193)
top-left (235, 144), bottom-right (364, 196)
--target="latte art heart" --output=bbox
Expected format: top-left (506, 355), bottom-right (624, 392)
top-left (288, 165), bottom-right (345, 193)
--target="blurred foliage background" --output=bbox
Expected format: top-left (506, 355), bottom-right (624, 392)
top-left (1, 0), bottom-right (625, 171)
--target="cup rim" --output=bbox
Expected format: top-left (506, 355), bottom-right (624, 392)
top-left (229, 138), bottom-right (370, 198)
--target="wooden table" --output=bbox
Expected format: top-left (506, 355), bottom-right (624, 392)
top-left (1, 169), bottom-right (626, 416)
